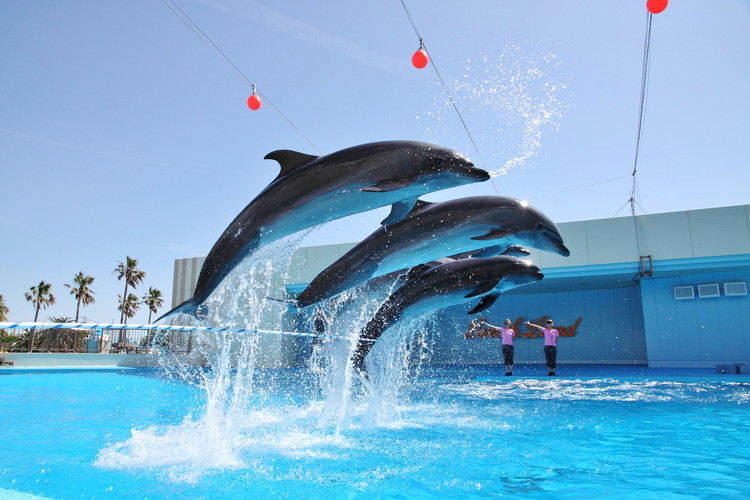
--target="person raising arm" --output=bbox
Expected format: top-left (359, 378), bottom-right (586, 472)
top-left (526, 319), bottom-right (559, 376)
top-left (481, 318), bottom-right (516, 376)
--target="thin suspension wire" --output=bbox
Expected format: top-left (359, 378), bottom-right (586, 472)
top-left (627, 11), bottom-right (655, 260)
top-left (613, 199), bottom-right (632, 218)
top-left (399, 0), bottom-right (499, 195)
top-left (160, 0), bottom-right (321, 153)
top-left (400, 0), bottom-right (421, 39)
top-left (531, 174), bottom-right (630, 198)
top-left (630, 12), bottom-right (653, 217)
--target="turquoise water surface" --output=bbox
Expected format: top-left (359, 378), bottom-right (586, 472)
top-left (1, 365), bottom-right (749, 499)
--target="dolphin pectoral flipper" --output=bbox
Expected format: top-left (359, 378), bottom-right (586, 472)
top-left (500, 245), bottom-right (532, 257)
top-left (264, 150), bottom-right (319, 178)
top-left (465, 279), bottom-right (501, 298)
top-left (468, 293), bottom-right (500, 314)
top-left (380, 198), bottom-right (435, 225)
top-left (471, 227), bottom-right (515, 241)
top-left (381, 199), bottom-right (417, 225)
top-left (360, 179), bottom-right (410, 192)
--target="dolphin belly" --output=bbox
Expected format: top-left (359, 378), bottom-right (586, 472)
top-left (298, 224), bottom-right (502, 306)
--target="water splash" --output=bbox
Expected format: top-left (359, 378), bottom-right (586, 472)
top-left (419, 43), bottom-right (570, 176)
top-left (96, 235), bottom-right (310, 480)
top-left (95, 232), bottom-right (435, 482)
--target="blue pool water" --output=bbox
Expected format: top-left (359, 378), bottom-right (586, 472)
top-left (1, 364), bottom-right (749, 499)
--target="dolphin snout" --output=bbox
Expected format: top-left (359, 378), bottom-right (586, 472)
top-left (464, 165), bottom-right (491, 180)
top-left (541, 229), bottom-right (570, 257)
top-left (553, 239), bottom-right (570, 257)
top-left (508, 268), bottom-right (544, 287)
top-left (525, 267), bottom-right (544, 282)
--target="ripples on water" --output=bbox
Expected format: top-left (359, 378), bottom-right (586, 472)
top-left (86, 236), bottom-right (750, 497)
top-left (5, 240), bottom-right (748, 497)
top-left (3, 364), bottom-right (750, 498)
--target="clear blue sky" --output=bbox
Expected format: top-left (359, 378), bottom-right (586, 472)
top-left (2, 0), bottom-right (748, 323)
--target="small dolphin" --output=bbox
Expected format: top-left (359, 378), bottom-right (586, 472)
top-left (296, 196), bottom-right (569, 307)
top-left (363, 244), bottom-right (533, 293)
top-left (351, 256), bottom-right (544, 373)
top-left (159, 141), bottom-right (488, 319)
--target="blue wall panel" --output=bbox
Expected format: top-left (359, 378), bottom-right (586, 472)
top-left (640, 270), bottom-right (750, 367)
top-left (426, 286), bottom-right (647, 365)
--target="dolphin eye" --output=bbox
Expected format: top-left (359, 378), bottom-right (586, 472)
top-left (536, 224), bottom-right (544, 230)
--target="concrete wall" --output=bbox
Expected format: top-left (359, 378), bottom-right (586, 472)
top-left (287, 243), bottom-right (357, 284)
top-left (171, 204), bottom-right (750, 369)
top-left (1, 352), bottom-right (179, 368)
top-left (640, 268), bottom-right (750, 368)
top-left (525, 204), bottom-right (750, 270)
top-left (172, 256), bottom-right (205, 307)
top-left (395, 285), bottom-right (647, 366)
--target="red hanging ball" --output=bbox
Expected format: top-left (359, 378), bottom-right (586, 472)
top-left (247, 93), bottom-right (262, 110)
top-left (412, 49), bottom-right (429, 69)
top-left (646, 0), bottom-right (668, 14)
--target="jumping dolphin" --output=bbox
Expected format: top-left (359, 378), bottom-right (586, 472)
top-left (351, 256), bottom-right (544, 373)
top-left (159, 141), bottom-right (489, 319)
top-left (295, 196), bottom-right (569, 307)
top-left (361, 244), bottom-right (533, 294)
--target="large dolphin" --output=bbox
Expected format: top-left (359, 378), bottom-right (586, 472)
top-left (159, 141), bottom-right (489, 319)
top-left (351, 255), bottom-right (544, 373)
top-left (295, 196), bottom-right (569, 307)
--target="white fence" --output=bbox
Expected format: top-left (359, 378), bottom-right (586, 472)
top-left (0, 322), bottom-right (327, 354)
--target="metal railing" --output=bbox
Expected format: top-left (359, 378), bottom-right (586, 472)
top-left (0, 322), bottom-right (330, 354)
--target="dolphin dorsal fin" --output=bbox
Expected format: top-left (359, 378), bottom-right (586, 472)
top-left (264, 150), bottom-right (318, 178)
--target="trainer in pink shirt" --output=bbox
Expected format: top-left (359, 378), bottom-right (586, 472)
top-left (542, 327), bottom-right (559, 346)
top-left (499, 327), bottom-right (516, 346)
top-left (479, 319), bottom-right (516, 345)
top-left (526, 319), bottom-right (560, 376)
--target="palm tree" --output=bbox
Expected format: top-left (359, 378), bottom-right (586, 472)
top-left (0, 295), bottom-right (10, 346)
top-left (24, 281), bottom-right (56, 352)
top-left (43, 316), bottom-right (76, 352)
top-left (118, 294), bottom-right (140, 320)
top-left (142, 287), bottom-right (164, 324)
top-left (0, 294), bottom-right (9, 322)
top-left (64, 272), bottom-right (96, 322)
top-left (114, 257), bottom-right (146, 323)
top-left (25, 281), bottom-right (56, 322)
top-left (116, 293), bottom-right (140, 349)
